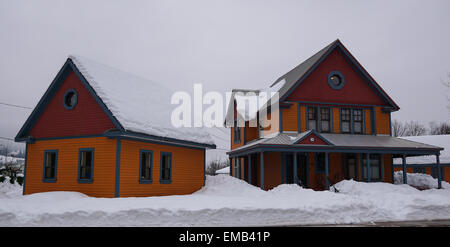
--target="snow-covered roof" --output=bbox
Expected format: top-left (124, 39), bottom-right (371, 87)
top-left (393, 135), bottom-right (450, 164)
top-left (216, 166), bottom-right (230, 174)
top-left (69, 55), bottom-right (214, 146)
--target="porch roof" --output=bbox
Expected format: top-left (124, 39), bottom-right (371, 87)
top-left (227, 130), bottom-right (443, 157)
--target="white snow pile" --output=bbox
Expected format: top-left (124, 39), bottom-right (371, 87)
top-left (69, 55), bottom-right (214, 145)
top-left (1, 175), bottom-right (450, 226)
top-left (215, 166), bottom-right (230, 174)
top-left (0, 177), bottom-right (23, 199)
top-left (394, 171), bottom-right (450, 190)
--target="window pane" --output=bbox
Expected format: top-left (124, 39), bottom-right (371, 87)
top-left (321, 108), bottom-right (330, 120)
top-left (309, 120), bottom-right (317, 130)
top-left (354, 122), bottom-right (362, 133)
top-left (141, 153), bottom-right (152, 180)
top-left (80, 151), bottom-right (93, 180)
top-left (371, 165), bottom-right (380, 180)
top-left (342, 122), bottom-right (350, 133)
top-left (341, 109), bottom-right (350, 121)
top-left (321, 120), bottom-right (330, 132)
top-left (44, 152), bottom-right (56, 179)
top-left (161, 154), bottom-right (171, 180)
top-left (308, 108), bottom-right (317, 120)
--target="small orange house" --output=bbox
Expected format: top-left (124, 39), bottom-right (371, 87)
top-left (15, 56), bottom-right (215, 197)
top-left (226, 40), bottom-right (445, 190)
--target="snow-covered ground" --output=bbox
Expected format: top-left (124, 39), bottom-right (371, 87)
top-left (205, 127), bottom-right (229, 164)
top-left (1, 175), bottom-right (450, 226)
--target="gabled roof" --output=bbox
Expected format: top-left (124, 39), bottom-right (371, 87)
top-left (293, 130), bottom-right (334, 145)
top-left (225, 40), bottom-right (400, 123)
top-left (273, 39), bottom-right (400, 110)
top-left (16, 56), bottom-right (215, 148)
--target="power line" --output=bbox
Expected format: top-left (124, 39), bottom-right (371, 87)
top-left (0, 136), bottom-right (14, 141)
top-left (0, 102), bottom-right (33, 110)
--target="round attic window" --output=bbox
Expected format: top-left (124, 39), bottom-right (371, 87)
top-left (328, 71), bottom-right (345, 90)
top-left (63, 89), bottom-right (78, 110)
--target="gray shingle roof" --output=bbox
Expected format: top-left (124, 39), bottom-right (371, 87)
top-left (270, 40), bottom-right (337, 98)
top-left (229, 131), bottom-right (443, 154)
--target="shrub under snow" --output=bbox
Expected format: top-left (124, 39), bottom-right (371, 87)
top-left (394, 171), bottom-right (450, 190)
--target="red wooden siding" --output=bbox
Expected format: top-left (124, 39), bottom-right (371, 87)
top-left (29, 70), bottom-right (116, 138)
top-left (297, 133), bottom-right (328, 145)
top-left (285, 49), bottom-right (388, 106)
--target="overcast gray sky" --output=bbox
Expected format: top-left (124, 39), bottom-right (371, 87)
top-left (1, 0), bottom-right (449, 139)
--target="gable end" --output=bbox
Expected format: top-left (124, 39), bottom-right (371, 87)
top-left (279, 40), bottom-right (400, 110)
top-left (15, 59), bottom-right (124, 142)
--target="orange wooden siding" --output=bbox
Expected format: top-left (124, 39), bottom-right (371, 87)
top-left (119, 139), bottom-right (205, 197)
top-left (365, 108), bottom-right (372, 134)
top-left (261, 109), bottom-right (279, 137)
top-left (333, 108), bottom-right (340, 133)
top-left (25, 137), bottom-right (117, 197)
top-left (300, 105), bottom-right (307, 132)
top-left (375, 106), bottom-right (390, 135)
top-left (245, 121), bottom-right (259, 143)
top-left (281, 104), bottom-right (298, 132)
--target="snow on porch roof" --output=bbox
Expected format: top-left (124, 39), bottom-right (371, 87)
top-left (393, 135), bottom-right (450, 165)
top-left (69, 55), bottom-right (214, 146)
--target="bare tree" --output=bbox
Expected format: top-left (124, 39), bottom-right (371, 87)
top-left (404, 121), bottom-right (427, 136)
top-left (444, 72), bottom-right (450, 113)
top-left (429, 121), bottom-right (450, 135)
top-left (392, 120), bottom-right (427, 137)
top-left (206, 159), bottom-right (229, 176)
top-left (392, 119), bottom-right (407, 137)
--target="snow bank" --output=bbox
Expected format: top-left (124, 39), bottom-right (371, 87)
top-left (394, 171), bottom-right (450, 190)
top-left (1, 175), bottom-right (450, 226)
top-left (215, 166), bottom-right (229, 174)
top-left (0, 177), bottom-right (23, 199)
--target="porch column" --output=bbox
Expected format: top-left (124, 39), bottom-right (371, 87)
top-left (238, 157), bottom-right (241, 179)
top-left (229, 157), bottom-right (232, 176)
top-left (305, 153), bottom-right (309, 188)
top-left (248, 154), bottom-right (252, 185)
top-left (293, 152), bottom-right (298, 185)
top-left (402, 155), bottom-right (407, 184)
top-left (437, 154), bottom-right (442, 189)
top-left (366, 153), bottom-right (371, 182)
top-left (260, 152), bottom-right (264, 190)
top-left (325, 152), bottom-right (330, 190)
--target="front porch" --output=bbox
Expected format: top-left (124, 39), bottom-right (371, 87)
top-left (228, 131), bottom-right (444, 190)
